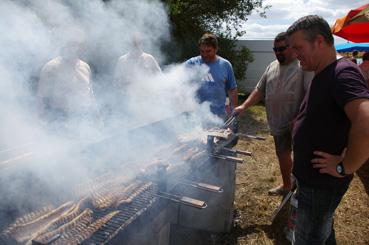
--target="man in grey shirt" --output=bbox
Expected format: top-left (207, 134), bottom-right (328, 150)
top-left (234, 32), bottom-right (313, 195)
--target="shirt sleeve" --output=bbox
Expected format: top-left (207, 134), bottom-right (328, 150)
top-left (185, 58), bottom-right (194, 67)
top-left (256, 65), bottom-right (269, 94)
top-left (333, 65), bottom-right (369, 108)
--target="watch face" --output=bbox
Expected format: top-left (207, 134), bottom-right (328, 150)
top-left (336, 164), bottom-right (343, 174)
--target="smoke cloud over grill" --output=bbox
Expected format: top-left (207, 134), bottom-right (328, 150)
top-left (0, 0), bottom-right (223, 229)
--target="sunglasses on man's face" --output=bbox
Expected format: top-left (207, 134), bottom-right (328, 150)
top-left (273, 45), bottom-right (289, 52)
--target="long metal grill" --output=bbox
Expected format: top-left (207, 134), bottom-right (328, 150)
top-left (0, 122), bottom-right (254, 245)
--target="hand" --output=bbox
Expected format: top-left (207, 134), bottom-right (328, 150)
top-left (225, 105), bottom-right (232, 116)
top-left (233, 105), bottom-right (245, 116)
top-left (311, 148), bottom-right (346, 177)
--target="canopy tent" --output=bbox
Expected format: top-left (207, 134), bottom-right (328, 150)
top-left (335, 42), bottom-right (369, 52)
top-left (332, 3), bottom-right (369, 42)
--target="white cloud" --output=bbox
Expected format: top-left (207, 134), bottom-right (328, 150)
top-left (242, 0), bottom-right (368, 43)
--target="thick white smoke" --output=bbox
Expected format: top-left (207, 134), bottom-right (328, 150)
top-left (0, 0), bottom-right (222, 223)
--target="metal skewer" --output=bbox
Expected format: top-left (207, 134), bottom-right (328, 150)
top-left (153, 192), bottom-right (207, 209)
top-left (223, 115), bottom-right (236, 129)
top-left (237, 133), bottom-right (266, 140)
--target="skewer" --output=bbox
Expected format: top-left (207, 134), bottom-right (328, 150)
top-left (153, 192), bottom-right (207, 209)
top-left (178, 180), bottom-right (223, 193)
top-left (237, 133), bottom-right (266, 140)
top-left (222, 147), bottom-right (252, 156)
top-left (209, 153), bottom-right (244, 163)
top-left (0, 152), bottom-right (34, 168)
top-left (223, 116), bottom-right (236, 128)
top-left (0, 142), bottom-right (34, 155)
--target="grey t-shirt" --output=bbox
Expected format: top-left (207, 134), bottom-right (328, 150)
top-left (256, 59), bottom-right (313, 136)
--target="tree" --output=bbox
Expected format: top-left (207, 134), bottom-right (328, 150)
top-left (161, 0), bottom-right (268, 81)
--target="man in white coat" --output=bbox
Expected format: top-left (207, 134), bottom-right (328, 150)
top-left (37, 37), bottom-right (94, 122)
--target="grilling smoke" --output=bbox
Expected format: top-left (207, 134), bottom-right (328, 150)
top-left (0, 0), bottom-right (222, 227)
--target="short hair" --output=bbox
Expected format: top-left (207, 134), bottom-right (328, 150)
top-left (363, 52), bottom-right (369, 61)
top-left (274, 32), bottom-right (288, 43)
top-left (286, 15), bottom-right (334, 46)
top-left (198, 33), bottom-right (218, 49)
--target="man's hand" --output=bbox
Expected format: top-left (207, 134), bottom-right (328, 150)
top-left (232, 88), bottom-right (263, 116)
top-left (225, 105), bottom-right (232, 116)
top-left (311, 149), bottom-right (346, 177)
top-left (233, 105), bottom-right (246, 116)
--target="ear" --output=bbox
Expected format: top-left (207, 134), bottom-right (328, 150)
top-left (315, 35), bottom-right (325, 48)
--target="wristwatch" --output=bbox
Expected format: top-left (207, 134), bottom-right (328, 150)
top-left (336, 163), bottom-right (346, 177)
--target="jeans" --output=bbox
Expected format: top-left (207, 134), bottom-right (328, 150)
top-left (293, 185), bottom-right (348, 245)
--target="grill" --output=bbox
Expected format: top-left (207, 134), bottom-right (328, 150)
top-left (0, 114), bottom-right (260, 245)
top-left (83, 183), bottom-right (157, 245)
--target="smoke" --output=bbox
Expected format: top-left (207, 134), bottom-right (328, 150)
top-left (0, 0), bottom-right (222, 226)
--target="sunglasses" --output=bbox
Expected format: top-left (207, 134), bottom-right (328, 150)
top-left (273, 45), bottom-right (289, 52)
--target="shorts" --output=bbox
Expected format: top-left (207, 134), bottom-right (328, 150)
top-left (273, 130), bottom-right (292, 153)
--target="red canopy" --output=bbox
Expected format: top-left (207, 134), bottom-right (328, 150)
top-left (332, 3), bottom-right (369, 42)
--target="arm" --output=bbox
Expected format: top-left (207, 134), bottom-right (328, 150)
top-left (227, 88), bottom-right (238, 110)
top-left (36, 66), bottom-right (50, 116)
top-left (312, 98), bottom-right (369, 177)
top-left (113, 58), bottom-right (122, 89)
top-left (233, 88), bottom-right (264, 115)
top-left (224, 60), bottom-right (237, 111)
top-left (341, 98), bottom-right (369, 174)
top-left (149, 55), bottom-right (162, 73)
top-left (84, 64), bottom-right (95, 104)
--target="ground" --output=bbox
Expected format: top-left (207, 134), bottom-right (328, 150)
top-left (222, 104), bottom-right (369, 245)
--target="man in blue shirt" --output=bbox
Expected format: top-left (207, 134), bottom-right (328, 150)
top-left (185, 33), bottom-right (238, 118)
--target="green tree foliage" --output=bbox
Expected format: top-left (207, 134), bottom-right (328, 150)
top-left (161, 0), bottom-right (268, 81)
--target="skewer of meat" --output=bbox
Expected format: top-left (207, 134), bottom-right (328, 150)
top-left (0, 206), bottom-right (52, 243)
top-left (30, 208), bottom-right (93, 245)
top-left (115, 182), bottom-right (152, 207)
top-left (86, 173), bottom-right (134, 208)
top-left (188, 150), bottom-right (206, 162)
top-left (172, 143), bottom-right (191, 155)
top-left (91, 189), bottom-right (117, 209)
top-left (182, 147), bottom-right (200, 161)
top-left (88, 178), bottom-right (129, 208)
top-left (4, 201), bottom-right (74, 243)
top-left (74, 173), bottom-right (112, 197)
top-left (76, 210), bottom-right (119, 243)
top-left (111, 182), bottom-right (142, 207)
top-left (93, 181), bottom-right (140, 209)
top-left (90, 182), bottom-right (125, 209)
top-left (10, 205), bottom-right (54, 227)
top-left (52, 210), bottom-right (119, 245)
top-left (77, 173), bottom-right (129, 199)
top-left (27, 197), bottom-right (90, 243)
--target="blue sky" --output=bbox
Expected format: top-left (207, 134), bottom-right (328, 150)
top-left (241, 0), bottom-right (368, 43)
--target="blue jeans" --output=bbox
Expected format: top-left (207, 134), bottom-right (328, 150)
top-left (293, 185), bottom-right (348, 245)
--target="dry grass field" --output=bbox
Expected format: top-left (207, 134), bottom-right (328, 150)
top-left (221, 104), bottom-right (369, 245)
